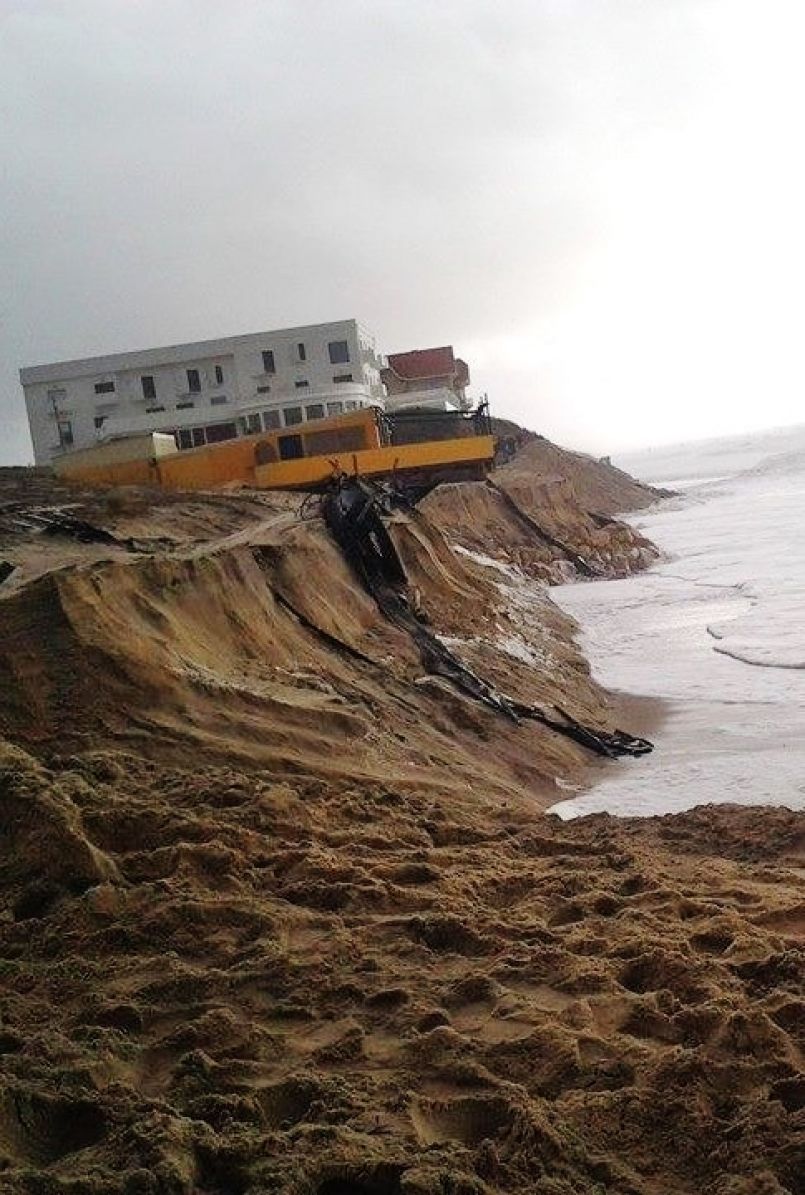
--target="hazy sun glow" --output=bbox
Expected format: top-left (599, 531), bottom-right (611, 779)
top-left (467, 1), bottom-right (805, 450)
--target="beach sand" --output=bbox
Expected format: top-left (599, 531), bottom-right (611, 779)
top-left (0, 463), bottom-right (801, 1193)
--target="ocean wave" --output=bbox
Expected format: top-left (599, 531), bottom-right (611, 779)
top-left (735, 448), bottom-right (805, 480)
top-left (711, 643), bottom-right (805, 670)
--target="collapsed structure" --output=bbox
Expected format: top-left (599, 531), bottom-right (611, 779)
top-left (49, 404), bottom-right (496, 493)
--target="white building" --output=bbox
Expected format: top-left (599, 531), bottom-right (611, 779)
top-left (20, 319), bottom-right (385, 465)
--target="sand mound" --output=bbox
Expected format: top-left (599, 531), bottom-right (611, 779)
top-left (501, 437), bottom-right (665, 516)
top-left (420, 477), bottom-right (657, 583)
top-left (1, 489), bottom-right (620, 805)
top-left (415, 427), bottom-right (662, 584)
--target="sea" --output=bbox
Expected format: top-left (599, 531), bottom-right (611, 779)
top-left (549, 423), bottom-right (805, 819)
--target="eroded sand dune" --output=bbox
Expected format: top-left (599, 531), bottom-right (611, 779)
top-left (0, 456), bottom-right (802, 1194)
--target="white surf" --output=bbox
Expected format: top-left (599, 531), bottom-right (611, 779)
top-left (549, 423), bottom-right (805, 818)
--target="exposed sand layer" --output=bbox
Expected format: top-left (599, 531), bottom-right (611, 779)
top-left (0, 470), bottom-right (658, 803)
top-left (421, 444), bottom-right (660, 584)
top-left (0, 453), bottom-right (802, 1193)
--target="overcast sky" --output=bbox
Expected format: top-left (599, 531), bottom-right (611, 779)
top-left (2, 0), bottom-right (804, 465)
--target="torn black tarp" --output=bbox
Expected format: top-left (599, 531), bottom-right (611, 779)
top-left (322, 477), bottom-right (652, 760)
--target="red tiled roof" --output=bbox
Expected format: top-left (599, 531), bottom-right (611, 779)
top-left (385, 346), bottom-right (456, 381)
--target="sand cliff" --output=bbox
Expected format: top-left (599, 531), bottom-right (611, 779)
top-left (0, 447), bottom-right (801, 1194)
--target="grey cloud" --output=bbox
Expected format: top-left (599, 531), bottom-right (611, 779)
top-left (2, 0), bottom-right (774, 463)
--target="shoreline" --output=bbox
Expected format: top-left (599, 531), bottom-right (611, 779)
top-left (548, 688), bottom-right (672, 818)
top-left (550, 432), bottom-right (805, 817)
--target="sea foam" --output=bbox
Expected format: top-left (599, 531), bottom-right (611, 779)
top-left (549, 424), bottom-right (805, 818)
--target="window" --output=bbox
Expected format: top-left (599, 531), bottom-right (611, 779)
top-left (94, 381), bottom-right (115, 394)
top-left (278, 433), bottom-right (305, 461)
top-left (262, 409), bottom-right (281, 430)
top-left (176, 401), bottom-right (195, 409)
top-left (192, 428), bottom-right (206, 447)
top-left (333, 373), bottom-right (354, 384)
top-left (304, 425), bottom-right (366, 455)
top-left (283, 406), bottom-right (303, 426)
top-left (241, 413), bottom-right (262, 435)
top-left (204, 421), bottom-right (238, 443)
top-left (141, 375), bottom-right (156, 399)
top-left (306, 403), bottom-right (325, 420)
top-left (57, 420), bottom-right (73, 447)
top-left (294, 379), bottom-right (309, 390)
top-left (210, 394), bottom-right (228, 406)
top-left (186, 368), bottom-right (201, 393)
top-left (145, 405), bottom-right (165, 413)
top-left (296, 342), bottom-right (306, 362)
top-left (344, 400), bottom-right (358, 411)
top-left (94, 416), bottom-right (105, 430)
top-left (215, 365), bottom-right (224, 385)
top-left (177, 429), bottom-right (193, 450)
top-left (326, 401), bottom-right (344, 417)
top-left (261, 350), bottom-right (275, 374)
top-left (257, 384), bottom-right (271, 394)
top-left (47, 388), bottom-right (66, 405)
top-left (328, 340), bottom-right (350, 365)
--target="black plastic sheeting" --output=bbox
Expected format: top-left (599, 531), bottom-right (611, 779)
top-left (322, 477), bottom-right (653, 761)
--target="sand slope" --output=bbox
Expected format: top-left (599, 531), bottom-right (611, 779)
top-left (0, 456), bottom-right (802, 1194)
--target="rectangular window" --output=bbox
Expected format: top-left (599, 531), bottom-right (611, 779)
top-left (215, 365), bottom-right (224, 385)
top-left (57, 420), bottom-right (74, 447)
top-left (295, 379), bottom-right (309, 389)
top-left (262, 409), bottom-right (281, 430)
top-left (328, 340), bottom-right (350, 365)
top-left (326, 401), bottom-right (344, 417)
top-left (257, 384), bottom-right (271, 394)
top-left (279, 433), bottom-right (305, 461)
top-left (305, 403), bottom-right (325, 420)
top-left (94, 380), bottom-right (115, 394)
top-left (344, 400), bottom-right (358, 411)
top-left (333, 373), bottom-right (353, 384)
top-left (210, 394), bottom-right (228, 406)
top-left (297, 342), bottom-right (306, 362)
top-left (141, 375), bottom-right (156, 399)
top-left (94, 416), bottom-right (105, 430)
top-left (177, 429), bottom-right (193, 450)
top-left (176, 401), bottom-right (195, 409)
top-left (262, 350), bottom-right (275, 374)
top-left (239, 413), bottom-right (262, 435)
top-left (304, 426), bottom-right (366, 455)
top-left (186, 369), bottom-right (201, 393)
top-left (192, 427), bottom-right (206, 447)
top-left (145, 405), bottom-right (166, 413)
top-left (283, 406), bottom-right (303, 426)
top-left (204, 421), bottom-right (238, 444)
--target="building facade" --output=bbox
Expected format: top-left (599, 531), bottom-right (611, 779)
top-left (381, 346), bottom-right (470, 412)
top-left (20, 319), bottom-right (385, 465)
